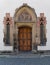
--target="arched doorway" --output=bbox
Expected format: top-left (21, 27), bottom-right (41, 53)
top-left (18, 26), bottom-right (32, 51)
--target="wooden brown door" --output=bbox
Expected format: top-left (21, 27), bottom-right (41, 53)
top-left (18, 27), bottom-right (32, 51)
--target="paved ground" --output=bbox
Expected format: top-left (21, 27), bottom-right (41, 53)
top-left (0, 55), bottom-right (50, 65)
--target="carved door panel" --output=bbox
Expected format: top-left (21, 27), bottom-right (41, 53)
top-left (18, 27), bottom-right (32, 51)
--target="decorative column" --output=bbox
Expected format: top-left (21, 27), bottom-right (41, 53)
top-left (16, 26), bottom-right (19, 53)
top-left (13, 22), bottom-right (19, 53)
top-left (32, 23), bottom-right (37, 52)
top-left (37, 13), bottom-right (47, 46)
top-left (3, 13), bottom-right (13, 46)
top-left (32, 24), bottom-right (34, 51)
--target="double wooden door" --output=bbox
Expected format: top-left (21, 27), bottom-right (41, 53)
top-left (18, 27), bottom-right (32, 51)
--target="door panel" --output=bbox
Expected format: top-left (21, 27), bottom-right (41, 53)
top-left (19, 40), bottom-right (23, 46)
top-left (18, 27), bottom-right (32, 51)
top-left (24, 33), bottom-right (27, 39)
top-left (27, 40), bottom-right (31, 46)
top-left (27, 33), bottom-right (31, 39)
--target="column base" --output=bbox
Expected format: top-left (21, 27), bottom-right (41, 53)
top-left (32, 50), bottom-right (37, 54)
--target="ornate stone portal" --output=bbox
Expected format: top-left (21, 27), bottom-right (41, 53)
top-left (3, 4), bottom-right (47, 53)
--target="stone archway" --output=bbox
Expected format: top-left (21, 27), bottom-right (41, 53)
top-left (18, 26), bottom-right (32, 51)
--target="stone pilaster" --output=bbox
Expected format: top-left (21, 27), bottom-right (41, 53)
top-left (3, 13), bottom-right (13, 46)
top-left (32, 22), bottom-right (37, 52)
top-left (37, 13), bottom-right (47, 46)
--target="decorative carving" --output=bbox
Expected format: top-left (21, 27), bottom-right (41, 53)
top-left (3, 13), bottom-right (13, 25)
top-left (37, 13), bottom-right (47, 27)
top-left (18, 10), bottom-right (32, 22)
